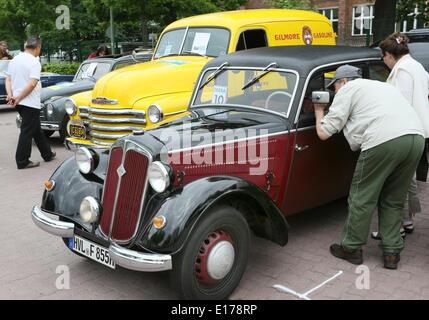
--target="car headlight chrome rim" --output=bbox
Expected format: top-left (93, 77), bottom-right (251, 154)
top-left (75, 147), bottom-right (98, 174)
top-left (79, 196), bottom-right (101, 223)
top-left (65, 98), bottom-right (77, 116)
top-left (148, 161), bottom-right (170, 193)
top-left (148, 104), bottom-right (163, 124)
top-left (46, 103), bottom-right (54, 116)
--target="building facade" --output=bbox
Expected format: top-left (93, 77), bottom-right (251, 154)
top-left (244, 0), bottom-right (428, 46)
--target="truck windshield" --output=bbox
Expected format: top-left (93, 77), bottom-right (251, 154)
top-left (0, 60), bottom-right (9, 76)
top-left (154, 27), bottom-right (230, 59)
top-left (74, 62), bottom-right (112, 81)
top-left (192, 67), bottom-right (298, 117)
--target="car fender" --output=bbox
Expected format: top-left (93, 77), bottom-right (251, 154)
top-left (41, 151), bottom-right (109, 231)
top-left (139, 176), bottom-right (289, 254)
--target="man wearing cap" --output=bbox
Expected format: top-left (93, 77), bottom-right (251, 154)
top-left (314, 64), bottom-right (425, 269)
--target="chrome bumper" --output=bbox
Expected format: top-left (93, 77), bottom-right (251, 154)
top-left (40, 122), bottom-right (60, 131)
top-left (64, 138), bottom-right (109, 151)
top-left (31, 205), bottom-right (74, 238)
top-left (31, 205), bottom-right (172, 272)
top-left (109, 243), bottom-right (172, 272)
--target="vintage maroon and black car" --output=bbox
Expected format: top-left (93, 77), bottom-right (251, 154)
top-left (31, 45), bottom-right (388, 299)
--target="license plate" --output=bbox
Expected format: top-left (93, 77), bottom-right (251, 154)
top-left (69, 235), bottom-right (116, 269)
top-left (70, 124), bottom-right (85, 139)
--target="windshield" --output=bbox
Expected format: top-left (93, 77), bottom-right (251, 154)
top-left (0, 60), bottom-right (9, 76)
top-left (74, 62), bottom-right (112, 81)
top-left (192, 68), bottom-right (298, 117)
top-left (154, 27), bottom-right (230, 59)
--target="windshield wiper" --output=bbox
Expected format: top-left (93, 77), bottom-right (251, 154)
top-left (198, 62), bottom-right (229, 90)
top-left (241, 62), bottom-right (278, 91)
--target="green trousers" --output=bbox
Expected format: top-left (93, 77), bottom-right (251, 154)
top-left (342, 134), bottom-right (425, 254)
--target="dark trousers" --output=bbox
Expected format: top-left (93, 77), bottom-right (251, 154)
top-left (341, 134), bottom-right (425, 254)
top-left (16, 105), bottom-right (53, 169)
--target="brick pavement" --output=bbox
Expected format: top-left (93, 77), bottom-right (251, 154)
top-left (1, 106), bottom-right (429, 300)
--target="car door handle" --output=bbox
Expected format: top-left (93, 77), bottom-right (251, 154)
top-left (294, 144), bottom-right (309, 152)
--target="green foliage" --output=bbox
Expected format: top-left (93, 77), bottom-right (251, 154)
top-left (42, 62), bottom-right (81, 75)
top-left (396, 0), bottom-right (429, 26)
top-left (263, 0), bottom-right (317, 11)
top-left (0, 0), bottom-right (247, 55)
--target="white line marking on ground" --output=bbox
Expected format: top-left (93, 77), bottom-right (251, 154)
top-left (273, 270), bottom-right (343, 300)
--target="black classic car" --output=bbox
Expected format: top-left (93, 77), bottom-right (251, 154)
top-left (19, 51), bottom-right (152, 141)
top-left (407, 28), bottom-right (429, 72)
top-left (31, 45), bottom-right (389, 299)
top-left (0, 60), bottom-right (74, 104)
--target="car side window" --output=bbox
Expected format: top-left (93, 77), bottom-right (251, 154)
top-left (368, 62), bottom-right (390, 82)
top-left (236, 29), bottom-right (268, 51)
top-left (298, 74), bottom-right (325, 127)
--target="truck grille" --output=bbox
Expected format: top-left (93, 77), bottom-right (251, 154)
top-left (99, 140), bottom-right (151, 243)
top-left (78, 106), bottom-right (146, 146)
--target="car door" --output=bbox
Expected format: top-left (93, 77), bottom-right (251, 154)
top-left (281, 67), bottom-right (361, 216)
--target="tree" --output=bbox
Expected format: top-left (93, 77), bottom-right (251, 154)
top-left (88, 0), bottom-right (247, 44)
top-left (263, 0), bottom-right (317, 11)
top-left (0, 0), bottom-right (59, 47)
top-left (372, 0), bottom-right (429, 44)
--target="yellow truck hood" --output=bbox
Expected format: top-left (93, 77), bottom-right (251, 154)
top-left (92, 56), bottom-right (210, 108)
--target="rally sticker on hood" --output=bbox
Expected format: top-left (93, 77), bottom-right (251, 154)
top-left (158, 60), bottom-right (192, 66)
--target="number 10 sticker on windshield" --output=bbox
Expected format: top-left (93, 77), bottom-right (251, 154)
top-left (212, 86), bottom-right (227, 104)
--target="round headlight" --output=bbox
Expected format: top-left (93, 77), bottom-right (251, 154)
top-left (79, 196), bottom-right (101, 223)
top-left (148, 104), bottom-right (163, 124)
top-left (46, 103), bottom-right (54, 116)
top-left (65, 98), bottom-right (77, 116)
top-left (75, 147), bottom-right (98, 174)
top-left (148, 161), bottom-right (170, 193)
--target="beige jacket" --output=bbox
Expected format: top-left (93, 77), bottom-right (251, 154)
top-left (387, 54), bottom-right (429, 138)
top-left (321, 78), bottom-right (424, 151)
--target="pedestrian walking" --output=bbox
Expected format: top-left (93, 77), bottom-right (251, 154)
top-left (369, 32), bottom-right (429, 239)
top-left (0, 41), bottom-right (13, 60)
top-left (314, 65), bottom-right (425, 269)
top-left (5, 36), bottom-right (55, 169)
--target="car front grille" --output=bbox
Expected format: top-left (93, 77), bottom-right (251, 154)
top-left (78, 106), bottom-right (146, 146)
top-left (99, 140), bottom-right (151, 243)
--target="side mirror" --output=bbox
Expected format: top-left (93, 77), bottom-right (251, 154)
top-left (311, 91), bottom-right (330, 104)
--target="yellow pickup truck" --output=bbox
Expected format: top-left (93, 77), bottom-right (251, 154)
top-left (65, 9), bottom-right (335, 148)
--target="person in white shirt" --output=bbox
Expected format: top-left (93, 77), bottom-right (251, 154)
top-left (314, 65), bottom-right (425, 269)
top-left (370, 32), bottom-right (429, 238)
top-left (6, 36), bottom-right (55, 169)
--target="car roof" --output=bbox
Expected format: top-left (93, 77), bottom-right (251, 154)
top-left (201, 45), bottom-right (381, 76)
top-left (408, 42), bottom-right (429, 71)
top-left (407, 28), bottom-right (429, 43)
top-left (165, 9), bottom-right (331, 30)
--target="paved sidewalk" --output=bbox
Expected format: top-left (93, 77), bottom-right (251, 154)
top-left (1, 107), bottom-right (429, 300)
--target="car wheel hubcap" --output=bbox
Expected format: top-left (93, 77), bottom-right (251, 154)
top-left (195, 230), bottom-right (235, 285)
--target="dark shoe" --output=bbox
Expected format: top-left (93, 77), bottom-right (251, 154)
top-left (383, 252), bottom-right (400, 270)
top-left (45, 151), bottom-right (56, 162)
top-left (19, 160), bottom-right (40, 169)
top-left (330, 244), bottom-right (363, 265)
top-left (403, 222), bottom-right (414, 234)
